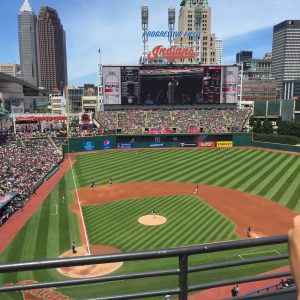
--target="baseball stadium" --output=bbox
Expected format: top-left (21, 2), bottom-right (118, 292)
top-left (1, 0), bottom-right (300, 299)
top-left (0, 102), bottom-right (299, 300)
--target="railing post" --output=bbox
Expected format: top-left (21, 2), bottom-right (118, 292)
top-left (179, 254), bottom-right (188, 300)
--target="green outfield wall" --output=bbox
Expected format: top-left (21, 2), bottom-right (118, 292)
top-left (63, 133), bottom-right (252, 153)
top-left (253, 141), bottom-right (300, 153)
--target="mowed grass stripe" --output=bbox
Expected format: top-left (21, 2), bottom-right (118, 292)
top-left (178, 149), bottom-right (251, 183)
top-left (159, 150), bottom-right (244, 181)
top-left (76, 150), bottom-right (173, 183)
top-left (286, 180), bottom-right (300, 210)
top-left (58, 178), bottom-right (71, 253)
top-left (84, 150), bottom-right (193, 184)
top-left (33, 195), bottom-right (51, 260)
top-left (228, 152), bottom-right (277, 190)
top-left (266, 158), bottom-right (300, 201)
top-left (216, 151), bottom-right (268, 187)
top-left (88, 197), bottom-right (182, 246)
top-left (216, 225), bottom-right (237, 241)
top-left (75, 150), bottom-right (155, 169)
top-left (272, 161), bottom-right (300, 203)
top-left (83, 196), bottom-right (236, 252)
top-left (135, 150), bottom-right (224, 182)
top-left (257, 156), bottom-right (298, 197)
top-left (1, 226), bottom-right (28, 283)
top-left (115, 151), bottom-right (200, 182)
top-left (195, 149), bottom-right (257, 185)
top-left (204, 217), bottom-right (231, 242)
top-left (77, 149), bottom-right (161, 167)
top-left (243, 154), bottom-right (288, 193)
top-left (155, 207), bottom-right (216, 248)
top-left (77, 149), bottom-right (187, 177)
top-left (278, 165), bottom-right (300, 207)
top-left (135, 197), bottom-right (205, 249)
top-left (78, 149), bottom-right (226, 185)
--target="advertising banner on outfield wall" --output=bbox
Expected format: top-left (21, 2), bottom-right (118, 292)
top-left (198, 141), bottom-right (216, 148)
top-left (103, 138), bottom-right (113, 150)
top-left (216, 141), bottom-right (233, 148)
top-left (103, 66), bottom-right (121, 105)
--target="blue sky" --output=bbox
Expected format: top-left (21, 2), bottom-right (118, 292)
top-left (0, 0), bottom-right (299, 85)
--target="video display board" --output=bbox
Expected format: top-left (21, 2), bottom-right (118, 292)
top-left (121, 66), bottom-right (140, 105)
top-left (222, 66), bottom-right (239, 103)
top-left (139, 65), bottom-right (222, 105)
top-left (104, 65), bottom-right (238, 106)
top-left (103, 66), bottom-right (121, 104)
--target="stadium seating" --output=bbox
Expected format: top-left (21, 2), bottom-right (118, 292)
top-left (95, 108), bottom-right (252, 134)
top-left (0, 139), bottom-right (62, 225)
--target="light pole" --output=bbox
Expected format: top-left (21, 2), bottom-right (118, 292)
top-left (98, 48), bottom-right (104, 112)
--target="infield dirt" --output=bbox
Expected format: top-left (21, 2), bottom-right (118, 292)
top-left (76, 182), bottom-right (296, 238)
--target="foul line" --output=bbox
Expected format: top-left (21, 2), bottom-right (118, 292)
top-left (51, 204), bottom-right (58, 216)
top-left (238, 249), bottom-right (281, 260)
top-left (68, 154), bottom-right (91, 256)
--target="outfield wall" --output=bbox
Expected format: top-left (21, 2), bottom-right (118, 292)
top-left (252, 141), bottom-right (300, 153)
top-left (63, 133), bottom-right (252, 153)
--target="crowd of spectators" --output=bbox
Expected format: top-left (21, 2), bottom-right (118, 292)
top-left (0, 139), bottom-right (62, 225)
top-left (96, 108), bottom-right (252, 134)
top-left (15, 122), bottom-right (67, 139)
top-left (68, 116), bottom-right (99, 137)
top-left (0, 139), bottom-right (62, 197)
top-left (0, 194), bottom-right (24, 226)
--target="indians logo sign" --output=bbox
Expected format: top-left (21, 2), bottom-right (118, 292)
top-left (148, 45), bottom-right (197, 62)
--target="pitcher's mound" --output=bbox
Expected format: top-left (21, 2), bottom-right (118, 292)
top-left (138, 214), bottom-right (167, 226)
top-left (57, 245), bottom-right (123, 278)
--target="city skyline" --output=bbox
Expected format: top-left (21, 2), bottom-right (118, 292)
top-left (0, 0), bottom-right (299, 85)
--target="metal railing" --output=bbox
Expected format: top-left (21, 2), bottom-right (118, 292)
top-left (0, 235), bottom-right (296, 300)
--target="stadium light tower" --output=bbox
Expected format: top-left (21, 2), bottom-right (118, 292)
top-left (168, 8), bottom-right (176, 47)
top-left (141, 6), bottom-right (149, 64)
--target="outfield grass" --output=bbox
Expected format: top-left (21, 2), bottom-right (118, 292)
top-left (75, 148), bottom-right (300, 211)
top-left (0, 148), bottom-right (297, 299)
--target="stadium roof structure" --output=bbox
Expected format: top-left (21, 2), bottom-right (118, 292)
top-left (16, 114), bottom-right (67, 122)
top-left (0, 72), bottom-right (49, 97)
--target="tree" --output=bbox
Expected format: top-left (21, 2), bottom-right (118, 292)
top-left (263, 119), bottom-right (273, 134)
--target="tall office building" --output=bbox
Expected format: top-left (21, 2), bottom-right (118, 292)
top-left (0, 64), bottom-right (21, 78)
top-left (236, 51), bottom-right (253, 65)
top-left (38, 6), bottom-right (68, 93)
top-left (18, 0), bottom-right (39, 86)
top-left (272, 20), bottom-right (300, 99)
top-left (175, 0), bottom-right (217, 64)
top-left (215, 39), bottom-right (223, 65)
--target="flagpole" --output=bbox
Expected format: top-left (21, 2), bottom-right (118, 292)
top-left (98, 48), bottom-right (104, 112)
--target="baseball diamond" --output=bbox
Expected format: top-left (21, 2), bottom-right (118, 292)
top-left (0, 147), bottom-right (299, 299)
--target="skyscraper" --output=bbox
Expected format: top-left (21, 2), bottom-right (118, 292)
top-left (236, 51), bottom-right (253, 65)
top-left (175, 0), bottom-right (217, 64)
top-left (272, 20), bottom-right (300, 99)
top-left (215, 39), bottom-right (223, 65)
top-left (38, 6), bottom-right (68, 93)
top-left (18, 0), bottom-right (39, 86)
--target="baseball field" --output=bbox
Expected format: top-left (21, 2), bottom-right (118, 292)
top-left (0, 147), bottom-right (299, 299)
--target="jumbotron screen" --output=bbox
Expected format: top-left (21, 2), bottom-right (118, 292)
top-left (103, 65), bottom-right (238, 105)
top-left (140, 65), bottom-right (221, 105)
